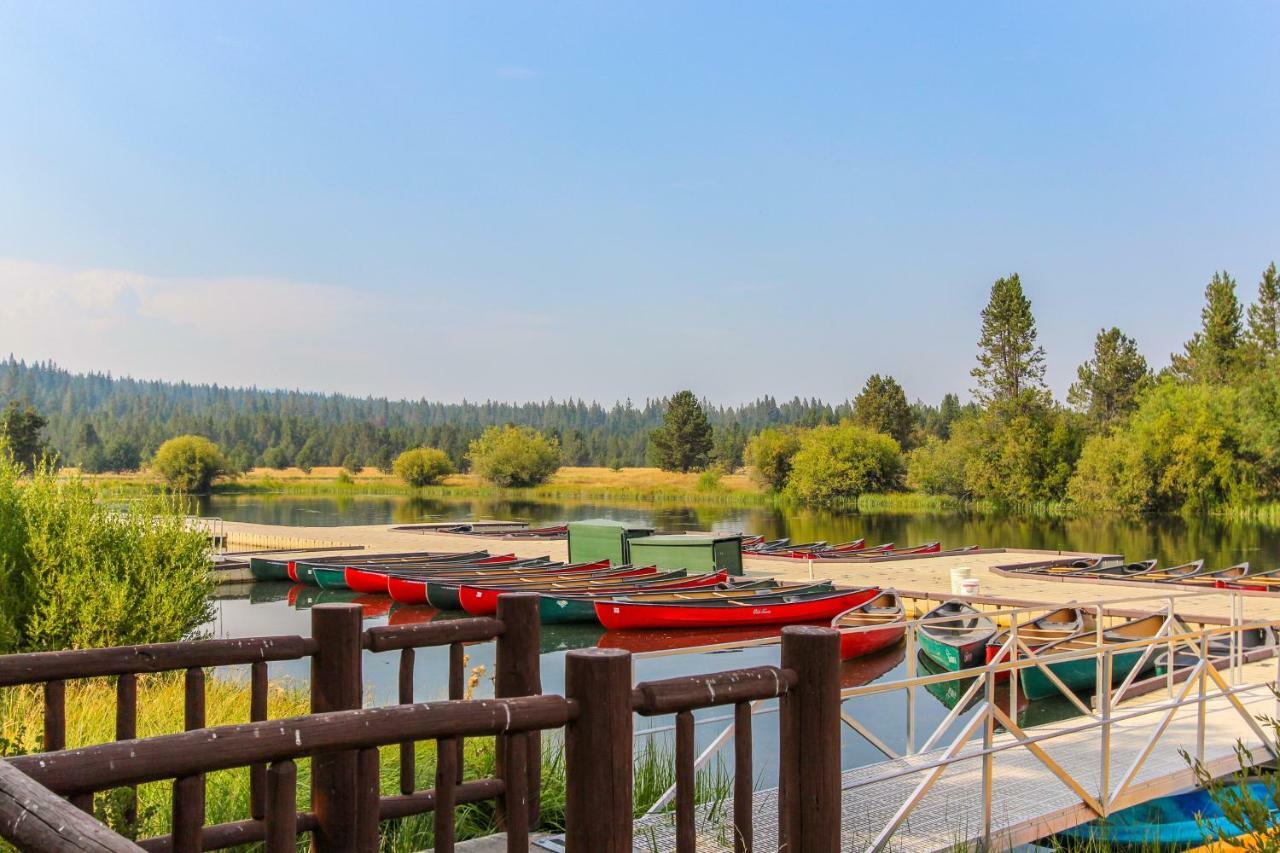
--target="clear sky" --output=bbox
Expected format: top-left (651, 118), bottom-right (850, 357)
top-left (1, 2), bottom-right (1277, 406)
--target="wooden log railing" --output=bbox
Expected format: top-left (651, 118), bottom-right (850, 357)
top-left (5, 694), bottom-right (573, 853)
top-left (0, 601), bottom-right (848, 852)
top-left (562, 625), bottom-right (842, 853)
top-left (0, 593), bottom-right (544, 853)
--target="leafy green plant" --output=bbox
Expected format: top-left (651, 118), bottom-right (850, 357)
top-left (392, 447), bottom-right (454, 487)
top-left (467, 426), bottom-right (561, 488)
top-left (743, 426), bottom-right (801, 491)
top-left (151, 435), bottom-right (229, 493)
top-left (0, 452), bottom-right (213, 652)
top-left (785, 421), bottom-right (902, 504)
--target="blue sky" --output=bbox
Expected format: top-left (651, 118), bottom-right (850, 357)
top-left (1, 2), bottom-right (1277, 405)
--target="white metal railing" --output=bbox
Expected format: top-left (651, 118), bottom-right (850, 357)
top-left (630, 587), bottom-right (1280, 843)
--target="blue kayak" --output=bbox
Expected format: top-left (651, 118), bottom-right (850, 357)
top-left (1053, 783), bottom-right (1276, 847)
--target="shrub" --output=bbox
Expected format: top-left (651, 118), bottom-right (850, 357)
top-left (467, 426), bottom-right (562, 488)
top-left (1067, 379), bottom-right (1254, 513)
top-left (905, 436), bottom-right (969, 498)
top-left (393, 447), bottom-right (454, 488)
top-left (784, 422), bottom-right (902, 504)
top-left (151, 435), bottom-right (228, 493)
top-left (696, 469), bottom-right (722, 492)
top-left (0, 452), bottom-right (213, 652)
top-left (744, 427), bottom-right (801, 491)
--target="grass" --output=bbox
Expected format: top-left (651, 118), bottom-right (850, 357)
top-left (0, 672), bottom-right (733, 850)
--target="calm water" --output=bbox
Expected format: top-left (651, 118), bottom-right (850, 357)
top-left (200, 493), bottom-right (1280, 571)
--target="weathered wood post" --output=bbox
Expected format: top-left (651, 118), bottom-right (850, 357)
top-left (495, 593), bottom-right (542, 827)
top-left (564, 648), bottom-right (632, 853)
top-left (780, 625), bottom-right (841, 852)
top-left (310, 603), bottom-right (364, 851)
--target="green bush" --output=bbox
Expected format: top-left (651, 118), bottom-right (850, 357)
top-left (784, 422), bottom-right (901, 504)
top-left (151, 435), bottom-right (229, 493)
top-left (958, 400), bottom-right (1082, 504)
top-left (1067, 379), bottom-right (1254, 513)
top-left (744, 427), bottom-right (801, 491)
top-left (393, 447), bottom-right (454, 487)
top-left (905, 436), bottom-right (969, 498)
top-left (0, 452), bottom-right (213, 651)
top-left (467, 426), bottom-right (561, 488)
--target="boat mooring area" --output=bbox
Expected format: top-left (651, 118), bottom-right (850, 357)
top-left (208, 520), bottom-right (1280, 851)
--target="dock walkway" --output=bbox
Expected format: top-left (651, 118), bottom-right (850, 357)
top-left (614, 682), bottom-right (1275, 852)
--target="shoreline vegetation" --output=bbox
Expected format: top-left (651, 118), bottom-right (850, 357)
top-left (70, 464), bottom-right (1280, 523)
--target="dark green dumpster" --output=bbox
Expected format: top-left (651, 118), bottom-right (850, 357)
top-left (626, 534), bottom-right (744, 576)
top-left (567, 519), bottom-right (655, 566)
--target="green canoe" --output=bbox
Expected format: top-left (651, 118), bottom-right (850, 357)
top-left (249, 557), bottom-right (291, 582)
top-left (917, 601), bottom-right (997, 671)
top-left (1018, 613), bottom-right (1167, 701)
top-left (312, 565), bottom-right (351, 590)
top-left (1019, 645), bottom-right (1153, 701)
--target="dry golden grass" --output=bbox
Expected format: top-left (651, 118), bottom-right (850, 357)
top-left (545, 466), bottom-right (757, 492)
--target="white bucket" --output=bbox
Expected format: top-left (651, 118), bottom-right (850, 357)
top-left (960, 578), bottom-right (981, 597)
top-left (950, 565), bottom-right (972, 595)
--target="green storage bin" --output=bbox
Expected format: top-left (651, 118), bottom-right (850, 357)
top-left (626, 534), bottom-right (744, 576)
top-left (567, 519), bottom-right (655, 566)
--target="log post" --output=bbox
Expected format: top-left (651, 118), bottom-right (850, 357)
top-left (310, 604), bottom-right (363, 852)
top-left (780, 626), bottom-right (841, 853)
top-left (564, 648), bottom-right (632, 853)
top-left (495, 593), bottom-right (542, 827)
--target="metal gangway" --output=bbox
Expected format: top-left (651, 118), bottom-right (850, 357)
top-left (624, 589), bottom-right (1280, 851)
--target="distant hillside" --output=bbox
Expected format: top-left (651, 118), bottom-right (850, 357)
top-left (0, 357), bottom-right (853, 472)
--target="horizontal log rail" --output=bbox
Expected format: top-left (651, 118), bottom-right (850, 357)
top-left (0, 593), bottom-right (545, 853)
top-left (0, 635), bottom-right (319, 686)
top-left (9, 695), bottom-right (573, 793)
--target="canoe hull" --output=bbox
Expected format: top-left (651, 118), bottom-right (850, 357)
top-left (594, 587), bottom-right (880, 631)
top-left (1019, 647), bottom-right (1152, 701)
top-left (249, 558), bottom-right (290, 582)
top-left (839, 624), bottom-right (906, 660)
top-left (918, 631), bottom-right (986, 671)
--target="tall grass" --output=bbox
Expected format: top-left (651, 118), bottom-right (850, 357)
top-left (0, 674), bottom-right (733, 849)
top-left (0, 454), bottom-right (213, 652)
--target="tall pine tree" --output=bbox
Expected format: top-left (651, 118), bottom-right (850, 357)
top-left (1171, 270), bottom-right (1243, 384)
top-left (971, 273), bottom-right (1046, 405)
top-left (1246, 262), bottom-right (1280, 365)
top-left (852, 374), bottom-right (913, 447)
top-left (649, 390), bottom-right (714, 472)
top-left (1068, 327), bottom-right (1150, 427)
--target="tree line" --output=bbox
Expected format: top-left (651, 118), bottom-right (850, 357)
top-left (2, 260), bottom-right (1277, 513)
top-left (0, 358), bottom-right (953, 475)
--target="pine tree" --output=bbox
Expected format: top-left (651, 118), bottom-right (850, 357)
top-left (649, 390), bottom-right (714, 472)
top-left (1068, 327), bottom-right (1151, 427)
top-left (852, 374), bottom-right (913, 447)
top-left (971, 273), bottom-right (1046, 405)
top-left (0, 401), bottom-right (52, 473)
top-left (937, 393), bottom-right (962, 439)
top-left (1171, 271), bottom-right (1243, 384)
top-left (1245, 262), bottom-right (1280, 364)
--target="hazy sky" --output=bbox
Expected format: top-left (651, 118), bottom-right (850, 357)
top-left (1, 3), bottom-right (1277, 406)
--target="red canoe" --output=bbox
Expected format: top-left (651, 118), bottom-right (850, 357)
top-left (831, 590), bottom-right (906, 660)
top-left (389, 564), bottom-right (656, 606)
top-left (456, 569), bottom-right (708, 616)
top-left (347, 557), bottom-right (605, 595)
top-left (594, 586), bottom-right (880, 630)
